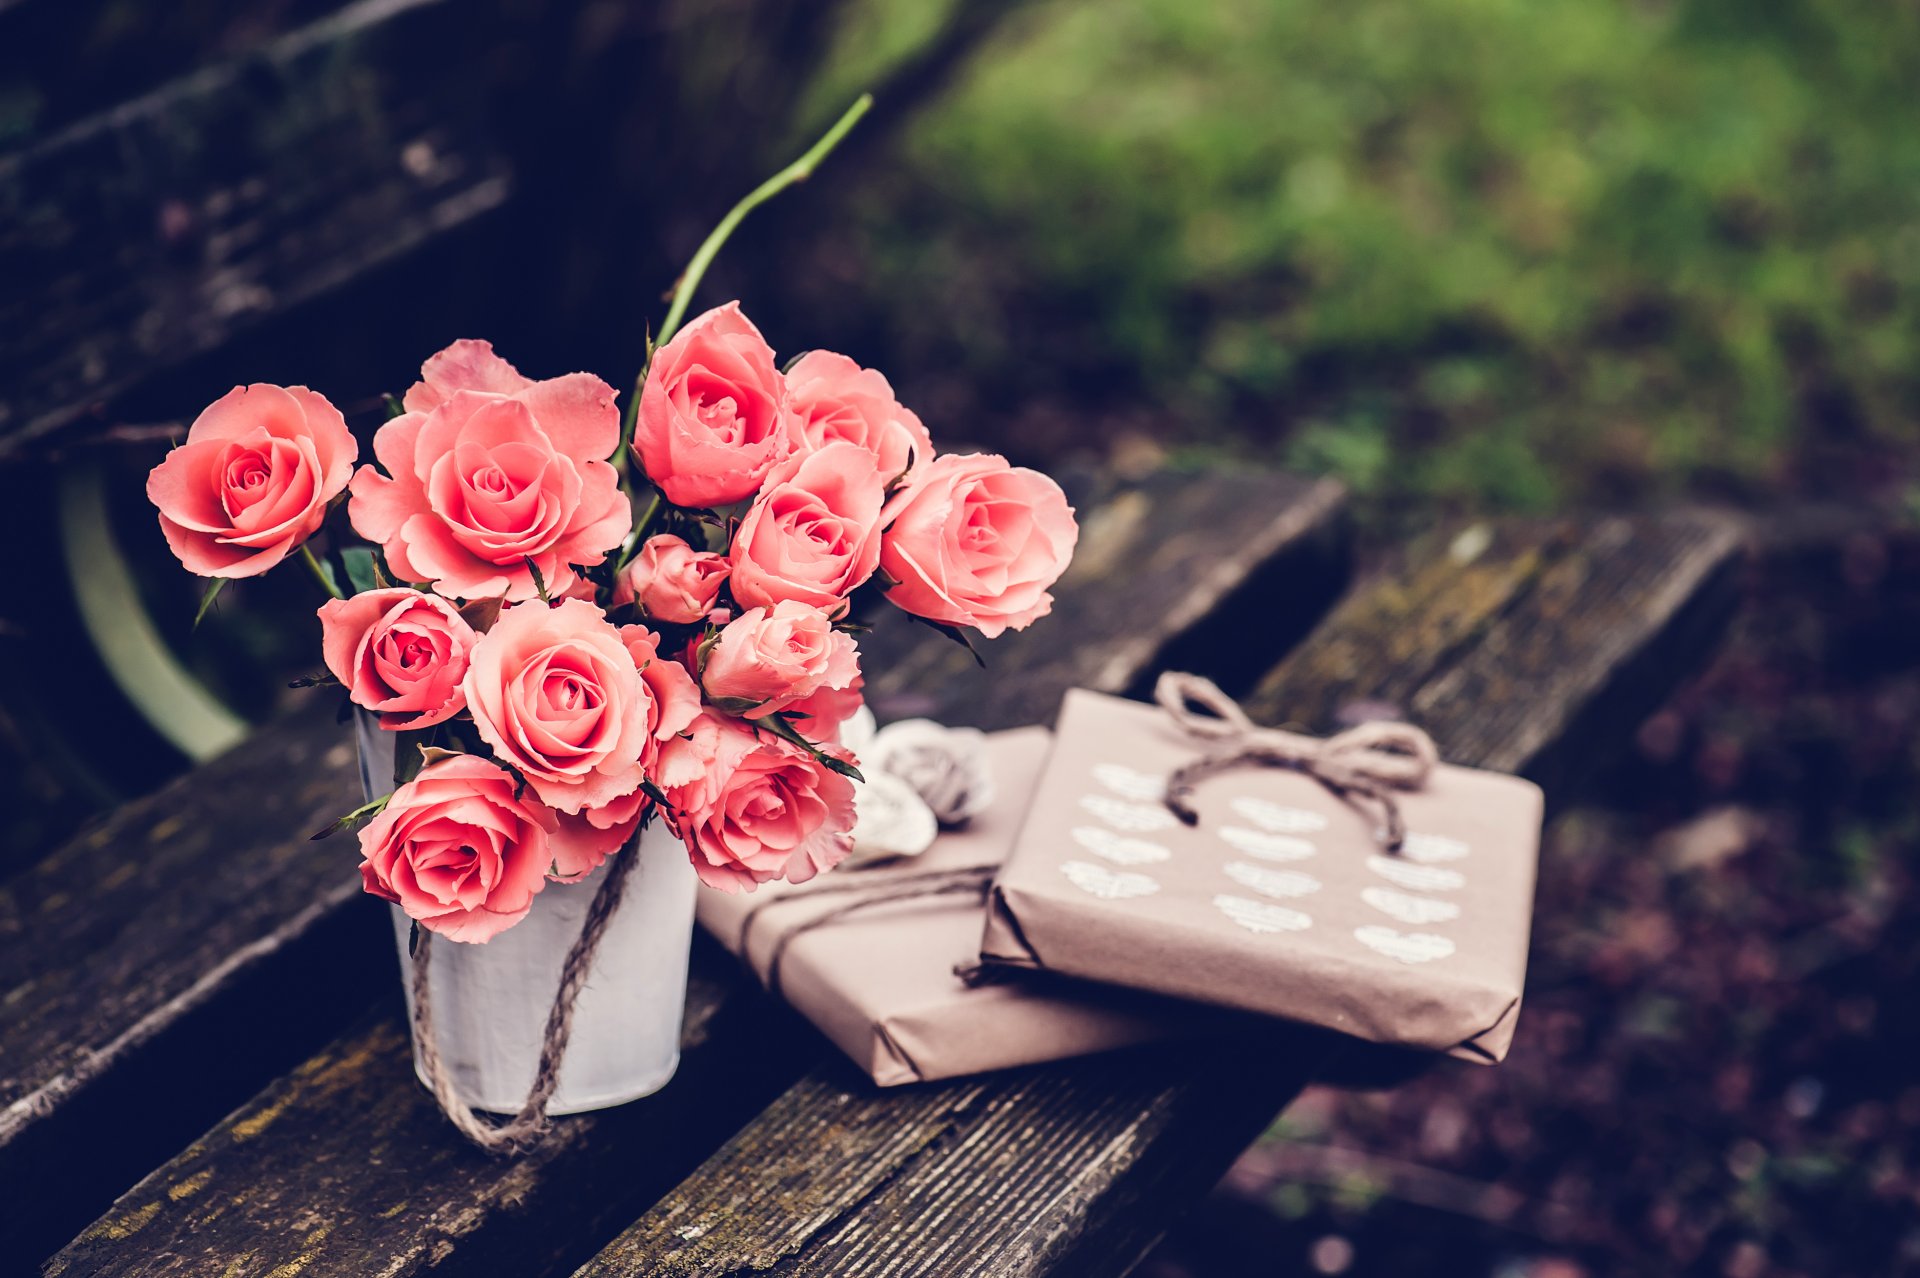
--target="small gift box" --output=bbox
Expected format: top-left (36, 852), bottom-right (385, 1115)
top-left (979, 683), bottom-right (1543, 1062)
top-left (697, 727), bottom-right (1183, 1086)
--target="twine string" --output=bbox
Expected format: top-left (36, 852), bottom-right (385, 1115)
top-left (410, 834), bottom-right (642, 1154)
top-left (1153, 671), bottom-right (1438, 851)
top-left (735, 863), bottom-right (999, 1000)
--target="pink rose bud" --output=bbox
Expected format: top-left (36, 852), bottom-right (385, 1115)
top-left (728, 441), bottom-right (888, 614)
top-left (784, 350), bottom-right (933, 481)
top-left (357, 755), bottom-right (555, 942)
top-left (700, 601), bottom-right (860, 720)
top-left (146, 384), bottom-right (358, 578)
top-left (348, 340), bottom-right (631, 602)
top-left (317, 588), bottom-right (476, 730)
top-left (634, 303), bottom-right (792, 509)
top-left (462, 599), bottom-right (660, 814)
top-left (654, 710), bottom-right (856, 892)
top-left (880, 453), bottom-right (1079, 639)
top-left (615, 534), bottom-right (731, 624)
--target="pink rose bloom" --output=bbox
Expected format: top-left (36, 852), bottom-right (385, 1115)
top-left (728, 442), bottom-right (887, 613)
top-left (785, 351), bottom-right (933, 481)
top-left (784, 671), bottom-right (865, 743)
top-left (880, 453), bottom-right (1079, 639)
top-left (348, 341), bottom-right (630, 601)
top-left (358, 755), bottom-right (554, 943)
top-left (619, 621), bottom-right (704, 769)
top-left (549, 791), bottom-right (648, 884)
top-left (146, 384), bottom-right (357, 578)
top-left (634, 303), bottom-right (791, 508)
top-left (655, 711), bottom-right (856, 892)
top-left (543, 627), bottom-right (697, 882)
top-left (461, 599), bottom-right (654, 814)
top-left (701, 601), bottom-right (860, 720)
top-left (615, 534), bottom-right (730, 624)
top-left (317, 588), bottom-right (476, 730)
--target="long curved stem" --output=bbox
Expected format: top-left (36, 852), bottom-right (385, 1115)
top-left (655, 93), bottom-right (874, 347)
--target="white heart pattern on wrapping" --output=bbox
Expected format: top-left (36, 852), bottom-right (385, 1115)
top-left (1078, 794), bottom-right (1179, 832)
top-left (1060, 860), bottom-right (1161, 900)
top-left (1218, 826), bottom-right (1318, 862)
top-left (1361, 886), bottom-right (1461, 925)
top-left (1366, 855), bottom-right (1466, 893)
top-left (1091, 763), bottom-right (1168, 802)
top-left (1402, 833), bottom-right (1470, 864)
top-left (1228, 797), bottom-right (1330, 834)
top-left (1214, 894), bottom-right (1313, 934)
top-left (1354, 925), bottom-right (1456, 964)
top-left (1070, 826), bottom-right (1172, 866)
top-left (1223, 861), bottom-right (1322, 899)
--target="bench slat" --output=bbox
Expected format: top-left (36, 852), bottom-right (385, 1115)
top-left (566, 512), bottom-right (1745, 1278)
top-left (34, 469), bottom-right (1349, 1276)
top-left (0, 0), bottom-right (510, 455)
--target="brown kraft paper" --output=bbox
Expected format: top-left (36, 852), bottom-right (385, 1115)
top-left (980, 689), bottom-right (1543, 1063)
top-left (697, 727), bottom-right (1183, 1086)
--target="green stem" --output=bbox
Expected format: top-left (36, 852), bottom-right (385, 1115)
top-left (301, 542), bottom-right (344, 600)
top-left (654, 93), bottom-right (874, 348)
top-left (615, 489), bottom-right (665, 572)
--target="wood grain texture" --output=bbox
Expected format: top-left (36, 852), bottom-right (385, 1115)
top-left (0, 700), bottom-right (382, 1262)
top-left (39, 468), bottom-right (1350, 1277)
top-left (570, 512), bottom-right (1747, 1278)
top-left (0, 0), bottom-right (511, 455)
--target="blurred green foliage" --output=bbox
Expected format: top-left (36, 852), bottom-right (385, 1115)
top-left (813, 0), bottom-right (1920, 510)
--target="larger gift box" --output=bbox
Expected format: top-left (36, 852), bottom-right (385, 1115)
top-left (697, 727), bottom-right (1189, 1086)
top-left (979, 689), bottom-right (1543, 1062)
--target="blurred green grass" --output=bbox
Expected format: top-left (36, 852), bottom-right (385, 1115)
top-left (808, 0), bottom-right (1920, 511)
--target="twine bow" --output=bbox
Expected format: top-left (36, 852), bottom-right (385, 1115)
top-left (1154, 671), bottom-right (1438, 852)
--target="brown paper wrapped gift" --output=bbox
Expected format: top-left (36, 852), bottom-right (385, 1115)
top-left (979, 688), bottom-right (1543, 1062)
top-left (696, 727), bottom-right (1185, 1086)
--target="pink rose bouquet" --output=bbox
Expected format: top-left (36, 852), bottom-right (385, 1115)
top-left (143, 97), bottom-right (1077, 942)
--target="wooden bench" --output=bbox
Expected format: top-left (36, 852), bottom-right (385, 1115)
top-left (4, 5), bottom-right (1749, 1271)
top-left (9, 468), bottom-right (1744, 1275)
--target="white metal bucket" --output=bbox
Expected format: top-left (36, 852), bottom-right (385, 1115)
top-left (357, 712), bottom-right (696, 1115)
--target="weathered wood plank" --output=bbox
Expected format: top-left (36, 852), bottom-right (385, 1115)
top-left (0, 0), bottom-right (512, 455)
top-left (38, 468), bottom-right (1350, 1276)
top-left (0, 700), bottom-right (380, 1263)
top-left (569, 512), bottom-right (1747, 1278)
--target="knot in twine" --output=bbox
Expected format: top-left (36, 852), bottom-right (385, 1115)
top-left (1154, 671), bottom-right (1439, 852)
top-left (409, 838), bottom-right (640, 1154)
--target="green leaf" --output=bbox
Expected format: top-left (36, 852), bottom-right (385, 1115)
top-left (193, 577), bottom-right (228, 630)
top-left (340, 547), bottom-right (387, 594)
top-left (460, 596), bottom-right (503, 632)
top-left (707, 696), bottom-right (763, 716)
top-left (417, 745), bottom-right (464, 768)
top-left (524, 556), bottom-right (550, 603)
top-left (816, 752), bottom-right (864, 781)
top-left (310, 793), bottom-right (391, 841)
top-left (761, 712), bottom-right (866, 783)
top-left (384, 394), bottom-right (406, 421)
top-left (905, 613), bottom-right (986, 667)
top-left (286, 670), bottom-right (339, 689)
top-left (407, 920), bottom-right (421, 957)
top-left (640, 777), bottom-right (671, 808)
top-left (781, 349), bottom-right (816, 374)
top-left (693, 627), bottom-right (724, 674)
top-left (884, 450), bottom-right (917, 495)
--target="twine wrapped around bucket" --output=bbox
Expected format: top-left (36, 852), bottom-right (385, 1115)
top-left (408, 839), bottom-right (641, 1154)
